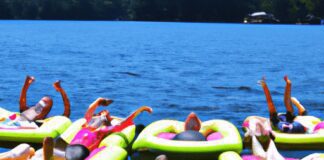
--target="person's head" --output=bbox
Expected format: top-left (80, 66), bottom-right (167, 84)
top-left (88, 110), bottom-right (112, 129)
top-left (21, 96), bottom-right (53, 121)
top-left (34, 96), bottom-right (53, 120)
top-left (184, 112), bottom-right (201, 131)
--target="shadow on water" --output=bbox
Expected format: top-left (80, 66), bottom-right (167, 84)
top-left (212, 86), bottom-right (282, 96)
top-left (212, 86), bottom-right (252, 91)
top-left (118, 72), bottom-right (142, 77)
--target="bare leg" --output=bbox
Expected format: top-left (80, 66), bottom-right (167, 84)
top-left (19, 76), bottom-right (35, 112)
top-left (259, 78), bottom-right (278, 124)
top-left (0, 144), bottom-right (35, 160)
top-left (53, 80), bottom-right (71, 117)
top-left (43, 137), bottom-right (54, 160)
top-left (284, 76), bottom-right (294, 121)
top-left (291, 97), bottom-right (307, 115)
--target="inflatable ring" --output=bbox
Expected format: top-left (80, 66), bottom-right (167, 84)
top-left (132, 119), bottom-right (242, 154)
top-left (0, 107), bottom-right (71, 146)
top-left (243, 116), bottom-right (324, 150)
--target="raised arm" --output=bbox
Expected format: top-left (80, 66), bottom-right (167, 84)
top-left (84, 98), bottom-right (113, 126)
top-left (19, 76), bottom-right (35, 112)
top-left (284, 76), bottom-right (294, 119)
top-left (259, 78), bottom-right (277, 117)
top-left (53, 80), bottom-right (71, 117)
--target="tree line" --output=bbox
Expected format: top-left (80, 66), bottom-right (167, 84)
top-left (0, 0), bottom-right (323, 23)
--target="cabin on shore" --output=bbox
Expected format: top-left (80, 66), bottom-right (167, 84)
top-left (243, 12), bottom-right (279, 24)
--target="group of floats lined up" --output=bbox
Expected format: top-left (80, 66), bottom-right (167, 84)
top-left (0, 76), bottom-right (323, 160)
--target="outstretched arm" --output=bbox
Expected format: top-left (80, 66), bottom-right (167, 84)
top-left (284, 76), bottom-right (294, 119)
top-left (84, 98), bottom-right (113, 126)
top-left (98, 106), bottom-right (153, 134)
top-left (259, 78), bottom-right (277, 117)
top-left (19, 76), bottom-right (35, 112)
top-left (53, 80), bottom-right (71, 117)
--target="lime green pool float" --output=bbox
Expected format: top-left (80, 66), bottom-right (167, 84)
top-left (60, 116), bottom-right (135, 145)
top-left (243, 116), bottom-right (324, 150)
top-left (218, 151), bottom-right (324, 160)
top-left (0, 107), bottom-right (71, 144)
top-left (86, 124), bottom-right (136, 160)
top-left (219, 151), bottom-right (242, 160)
top-left (132, 115), bottom-right (242, 154)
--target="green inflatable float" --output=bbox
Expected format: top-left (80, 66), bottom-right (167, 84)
top-left (0, 77), bottom-right (72, 146)
top-left (243, 77), bottom-right (324, 150)
top-left (133, 112), bottom-right (242, 159)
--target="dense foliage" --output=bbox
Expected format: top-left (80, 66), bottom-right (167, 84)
top-left (0, 0), bottom-right (323, 23)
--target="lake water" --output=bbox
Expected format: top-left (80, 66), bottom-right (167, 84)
top-left (0, 21), bottom-right (323, 158)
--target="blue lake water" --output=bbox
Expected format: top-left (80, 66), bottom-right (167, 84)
top-left (0, 21), bottom-right (323, 158)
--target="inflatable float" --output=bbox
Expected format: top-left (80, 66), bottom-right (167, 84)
top-left (219, 151), bottom-right (324, 160)
top-left (132, 112), bottom-right (242, 158)
top-left (0, 98), bottom-right (152, 160)
top-left (243, 115), bottom-right (324, 150)
top-left (243, 77), bottom-right (324, 150)
top-left (0, 79), bottom-right (71, 146)
top-left (0, 143), bottom-right (35, 160)
top-left (65, 103), bottom-right (152, 160)
top-left (221, 119), bottom-right (324, 160)
top-left (32, 97), bottom-right (152, 160)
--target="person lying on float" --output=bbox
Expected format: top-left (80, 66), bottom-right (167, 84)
top-left (242, 118), bottom-right (323, 160)
top-left (0, 76), bottom-right (70, 129)
top-left (28, 97), bottom-right (151, 160)
top-left (260, 76), bottom-right (323, 134)
top-left (65, 98), bottom-right (152, 160)
top-left (260, 76), bottom-right (307, 133)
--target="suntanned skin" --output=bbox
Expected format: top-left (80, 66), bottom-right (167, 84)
top-left (69, 104), bottom-right (152, 154)
top-left (259, 78), bottom-right (277, 118)
top-left (19, 76), bottom-right (53, 121)
top-left (184, 112), bottom-right (201, 131)
top-left (19, 76), bottom-right (35, 112)
top-left (32, 98), bottom-right (115, 157)
top-left (53, 80), bottom-right (71, 117)
top-left (83, 98), bottom-right (114, 129)
top-left (291, 97), bottom-right (307, 116)
top-left (260, 76), bottom-right (296, 122)
top-left (43, 137), bottom-right (54, 160)
top-left (0, 144), bottom-right (35, 160)
top-left (1, 77), bottom-right (72, 126)
top-left (284, 76), bottom-right (294, 118)
top-left (33, 97), bottom-right (53, 121)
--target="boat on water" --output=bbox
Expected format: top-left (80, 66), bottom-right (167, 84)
top-left (244, 12), bottom-right (280, 24)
